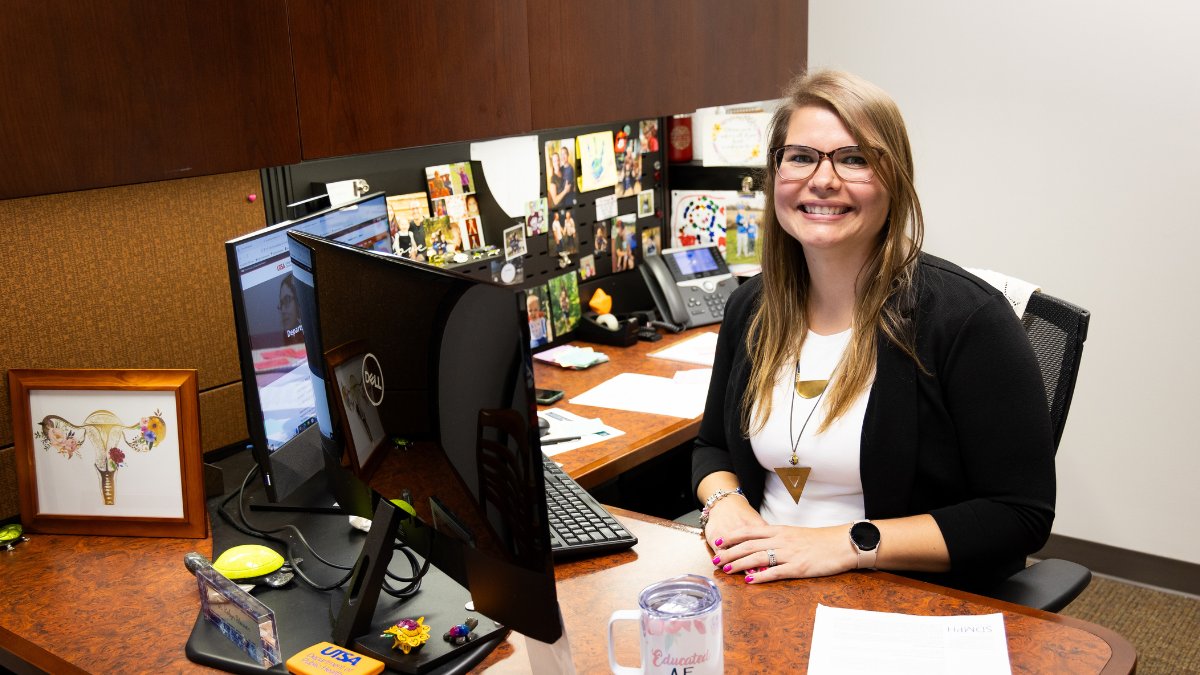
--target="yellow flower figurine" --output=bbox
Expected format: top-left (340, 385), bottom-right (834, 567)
top-left (382, 616), bottom-right (431, 654)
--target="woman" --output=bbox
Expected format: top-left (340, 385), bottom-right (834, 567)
top-left (693, 70), bottom-right (1055, 594)
top-left (547, 151), bottom-right (568, 208)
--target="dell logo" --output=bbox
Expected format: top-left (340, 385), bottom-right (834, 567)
top-left (362, 353), bottom-right (384, 407)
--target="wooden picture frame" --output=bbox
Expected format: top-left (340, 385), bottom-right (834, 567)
top-left (324, 341), bottom-right (388, 479)
top-left (8, 369), bottom-right (207, 538)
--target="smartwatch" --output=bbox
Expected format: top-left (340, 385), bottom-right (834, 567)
top-left (849, 520), bottom-right (880, 569)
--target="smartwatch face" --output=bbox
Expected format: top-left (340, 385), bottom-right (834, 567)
top-left (851, 521), bottom-right (881, 551)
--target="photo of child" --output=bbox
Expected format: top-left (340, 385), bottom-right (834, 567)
top-left (611, 215), bottom-right (637, 272)
top-left (641, 226), bottom-right (661, 257)
top-left (547, 272), bottom-right (581, 337)
top-left (578, 254), bottom-right (596, 280)
top-left (526, 198), bottom-right (548, 236)
top-left (451, 162), bottom-right (476, 196)
top-left (525, 285), bottom-right (553, 348)
top-left (614, 139), bottom-right (643, 198)
top-left (386, 193), bottom-right (431, 261)
top-left (639, 119), bottom-right (660, 153)
top-left (504, 223), bottom-right (527, 260)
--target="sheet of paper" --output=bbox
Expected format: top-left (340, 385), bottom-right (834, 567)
top-left (569, 372), bottom-right (707, 419)
top-left (649, 331), bottom-right (719, 366)
top-left (807, 604), bottom-right (1012, 675)
top-left (470, 135), bottom-right (540, 218)
top-left (536, 408), bottom-right (625, 457)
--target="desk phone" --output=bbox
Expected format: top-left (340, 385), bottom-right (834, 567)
top-left (640, 244), bottom-right (736, 328)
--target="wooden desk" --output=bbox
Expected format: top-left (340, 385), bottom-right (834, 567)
top-left (0, 510), bottom-right (1135, 674)
top-left (534, 326), bottom-right (717, 489)
top-left (479, 509), bottom-right (1136, 674)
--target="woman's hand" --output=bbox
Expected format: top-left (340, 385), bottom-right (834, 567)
top-left (701, 494), bottom-right (766, 551)
top-left (710, 523), bottom-right (858, 583)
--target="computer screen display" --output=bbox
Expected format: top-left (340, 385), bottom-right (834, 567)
top-left (225, 193), bottom-right (391, 502)
top-left (286, 230), bottom-right (562, 645)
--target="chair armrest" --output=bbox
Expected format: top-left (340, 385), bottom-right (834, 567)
top-left (990, 558), bottom-right (1092, 612)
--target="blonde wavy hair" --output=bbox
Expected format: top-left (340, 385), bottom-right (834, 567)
top-left (743, 70), bottom-right (925, 436)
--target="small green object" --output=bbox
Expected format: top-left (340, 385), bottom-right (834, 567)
top-left (389, 499), bottom-right (417, 517)
top-left (213, 544), bottom-right (286, 581)
top-left (0, 523), bottom-right (23, 545)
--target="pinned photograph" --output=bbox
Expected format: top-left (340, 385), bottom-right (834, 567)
top-left (611, 214), bottom-right (638, 272)
top-left (545, 139), bottom-right (577, 209)
top-left (576, 130), bottom-right (618, 192)
top-left (614, 138), bottom-right (643, 198)
top-left (637, 189), bottom-right (655, 218)
top-left (547, 272), bottom-right (582, 337)
top-left (641, 225), bottom-right (661, 257)
top-left (443, 194), bottom-right (467, 220)
top-left (549, 209), bottom-right (579, 257)
top-left (595, 194), bottom-right (618, 221)
top-left (450, 162), bottom-right (476, 196)
top-left (639, 119), bottom-right (660, 153)
top-left (425, 164), bottom-right (455, 200)
top-left (725, 194), bottom-right (766, 267)
top-left (492, 257), bottom-right (524, 286)
top-left (462, 216), bottom-right (484, 250)
top-left (423, 215), bottom-right (461, 265)
top-left (504, 223), bottom-right (528, 260)
top-left (525, 197), bottom-right (548, 236)
top-left (386, 193), bottom-right (431, 261)
top-left (578, 254), bottom-right (596, 281)
top-left (593, 222), bottom-right (610, 254)
top-left (525, 284), bottom-right (553, 348)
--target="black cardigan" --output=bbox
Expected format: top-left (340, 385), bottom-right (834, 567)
top-left (691, 254), bottom-right (1056, 593)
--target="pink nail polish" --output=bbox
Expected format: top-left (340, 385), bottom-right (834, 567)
top-left (723, 564), bottom-right (732, 573)
top-left (745, 576), bottom-right (754, 583)
top-left (714, 538), bottom-right (724, 547)
top-left (712, 556), bottom-right (720, 565)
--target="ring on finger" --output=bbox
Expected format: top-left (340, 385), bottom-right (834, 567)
top-left (766, 549), bottom-right (778, 567)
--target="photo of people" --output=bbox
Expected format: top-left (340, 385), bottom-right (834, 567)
top-left (725, 197), bottom-right (765, 266)
top-left (443, 194), bottom-right (467, 220)
top-left (504, 223), bottom-right (527, 260)
top-left (576, 130), bottom-right (618, 192)
top-left (423, 215), bottom-right (459, 265)
top-left (641, 225), bottom-right (661, 257)
top-left (425, 164), bottom-right (454, 199)
top-left (463, 216), bottom-right (483, 249)
top-left (525, 284), bottom-right (553, 348)
top-left (550, 209), bottom-right (578, 256)
top-left (547, 272), bottom-right (581, 338)
top-left (639, 119), bottom-right (660, 153)
top-left (451, 162), bottom-right (475, 196)
top-left (545, 139), bottom-right (577, 209)
top-left (525, 198), bottom-right (548, 236)
top-left (611, 215), bottom-right (637, 272)
top-left (614, 138), bottom-right (643, 198)
top-left (637, 189), bottom-right (654, 218)
top-left (578, 254), bottom-right (596, 281)
top-left (593, 222), bottom-right (609, 254)
top-left (386, 192), bottom-right (430, 261)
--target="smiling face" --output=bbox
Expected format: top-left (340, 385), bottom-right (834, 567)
top-left (774, 106), bottom-right (890, 266)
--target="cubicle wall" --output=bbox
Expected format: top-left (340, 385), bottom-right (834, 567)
top-left (0, 172), bottom-right (265, 519)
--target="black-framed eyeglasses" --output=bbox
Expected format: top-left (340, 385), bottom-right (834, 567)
top-left (770, 144), bottom-right (878, 183)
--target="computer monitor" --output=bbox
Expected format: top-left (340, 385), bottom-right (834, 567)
top-left (285, 230), bottom-right (563, 656)
top-left (225, 192), bottom-right (391, 503)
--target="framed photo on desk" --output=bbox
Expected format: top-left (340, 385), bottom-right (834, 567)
top-left (325, 341), bottom-right (388, 477)
top-left (8, 368), bottom-right (206, 538)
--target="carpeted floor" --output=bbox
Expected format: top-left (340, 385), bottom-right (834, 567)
top-left (1060, 574), bottom-right (1200, 674)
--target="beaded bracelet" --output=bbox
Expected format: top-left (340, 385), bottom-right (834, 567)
top-left (698, 487), bottom-right (745, 530)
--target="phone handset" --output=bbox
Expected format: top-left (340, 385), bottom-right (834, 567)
top-left (639, 255), bottom-right (690, 327)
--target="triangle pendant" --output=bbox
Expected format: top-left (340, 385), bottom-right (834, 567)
top-left (774, 466), bottom-right (811, 503)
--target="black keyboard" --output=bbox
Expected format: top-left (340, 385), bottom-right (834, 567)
top-left (543, 455), bottom-right (638, 559)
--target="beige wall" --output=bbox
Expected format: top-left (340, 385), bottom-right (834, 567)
top-left (0, 172), bottom-right (263, 519)
top-left (810, 0), bottom-right (1200, 564)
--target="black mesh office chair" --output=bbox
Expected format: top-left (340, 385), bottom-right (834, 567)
top-left (988, 290), bottom-right (1092, 612)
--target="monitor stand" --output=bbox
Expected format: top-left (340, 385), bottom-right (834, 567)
top-left (524, 608), bottom-right (577, 674)
top-left (247, 425), bottom-right (342, 514)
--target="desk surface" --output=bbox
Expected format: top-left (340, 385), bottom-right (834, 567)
top-left (0, 509), bottom-right (1135, 674)
top-left (535, 327), bottom-right (717, 489)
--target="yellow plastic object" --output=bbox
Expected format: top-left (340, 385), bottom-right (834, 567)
top-left (589, 287), bottom-right (612, 315)
top-left (212, 544), bottom-right (286, 581)
top-left (287, 642), bottom-right (384, 675)
top-left (389, 498), bottom-right (417, 517)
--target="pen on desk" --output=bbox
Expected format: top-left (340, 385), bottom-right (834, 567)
top-left (541, 436), bottom-right (581, 445)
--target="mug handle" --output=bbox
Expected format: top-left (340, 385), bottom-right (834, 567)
top-left (607, 609), bottom-right (643, 675)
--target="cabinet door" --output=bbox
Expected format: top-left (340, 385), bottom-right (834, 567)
top-left (0, 1), bottom-right (301, 200)
top-left (289, 0), bottom-right (533, 159)
top-left (528, 0), bottom-right (808, 130)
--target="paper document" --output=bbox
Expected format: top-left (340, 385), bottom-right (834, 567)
top-left (569, 372), bottom-right (708, 419)
top-left (536, 408), bottom-right (624, 457)
top-left (807, 604), bottom-right (1012, 675)
top-left (649, 331), bottom-right (719, 366)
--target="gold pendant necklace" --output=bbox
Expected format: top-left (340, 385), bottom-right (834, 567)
top-left (774, 364), bottom-right (828, 503)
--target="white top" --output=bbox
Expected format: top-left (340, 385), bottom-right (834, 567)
top-left (750, 329), bottom-right (871, 527)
